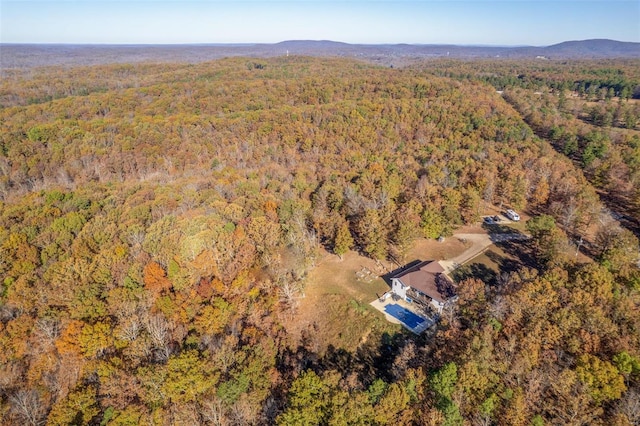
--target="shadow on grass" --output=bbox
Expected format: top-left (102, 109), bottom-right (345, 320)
top-left (486, 226), bottom-right (528, 244)
top-left (494, 239), bottom-right (539, 269)
top-left (380, 259), bottom-right (423, 288)
top-left (451, 263), bottom-right (497, 286)
top-left (485, 249), bottom-right (523, 274)
top-left (278, 327), bottom-right (418, 386)
top-left (353, 331), bottom-right (417, 384)
top-left (451, 238), bottom-right (538, 286)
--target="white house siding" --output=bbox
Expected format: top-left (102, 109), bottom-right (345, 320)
top-left (431, 299), bottom-right (444, 313)
top-left (391, 278), bottom-right (407, 299)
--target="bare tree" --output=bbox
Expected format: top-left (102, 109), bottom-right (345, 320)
top-left (594, 212), bottom-right (629, 257)
top-left (144, 314), bottom-right (171, 362)
top-left (488, 294), bottom-right (509, 321)
top-left (473, 411), bottom-right (493, 426)
top-left (562, 198), bottom-right (579, 232)
top-left (496, 272), bottom-right (512, 289)
top-left (391, 341), bottom-right (416, 380)
top-left (127, 230), bottom-right (146, 256)
top-left (117, 315), bottom-right (142, 342)
top-left (279, 281), bottom-right (304, 314)
top-left (483, 178), bottom-right (495, 208)
top-left (200, 396), bottom-right (228, 426)
top-left (344, 185), bottom-right (366, 215)
top-left (0, 361), bottom-right (23, 392)
top-left (33, 317), bottom-right (60, 348)
top-left (170, 402), bottom-right (203, 426)
top-left (228, 399), bottom-right (256, 426)
top-left (615, 389), bottom-right (640, 425)
top-left (415, 174), bottom-right (430, 202)
top-left (9, 390), bottom-right (47, 426)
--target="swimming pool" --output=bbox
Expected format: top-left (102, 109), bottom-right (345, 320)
top-left (384, 303), bottom-right (426, 329)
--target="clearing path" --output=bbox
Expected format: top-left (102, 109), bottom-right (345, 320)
top-left (439, 232), bottom-right (529, 273)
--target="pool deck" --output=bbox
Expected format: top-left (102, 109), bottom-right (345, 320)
top-left (370, 295), bottom-right (436, 334)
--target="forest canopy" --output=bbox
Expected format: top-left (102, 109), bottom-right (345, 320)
top-left (0, 56), bottom-right (639, 425)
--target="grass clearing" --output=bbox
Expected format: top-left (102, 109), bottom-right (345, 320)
top-left (284, 249), bottom-right (402, 354)
top-left (404, 236), bottom-right (469, 263)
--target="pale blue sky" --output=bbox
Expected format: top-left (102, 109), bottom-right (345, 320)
top-left (1, 1), bottom-right (639, 45)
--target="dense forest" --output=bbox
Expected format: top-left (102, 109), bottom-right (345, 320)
top-left (419, 59), bottom-right (640, 232)
top-left (0, 56), bottom-right (639, 425)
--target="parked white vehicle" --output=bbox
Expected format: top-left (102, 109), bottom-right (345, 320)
top-left (505, 209), bottom-right (520, 221)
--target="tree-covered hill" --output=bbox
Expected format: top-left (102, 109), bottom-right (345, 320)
top-left (0, 57), bottom-right (638, 425)
top-left (418, 58), bottom-right (640, 233)
top-left (2, 39), bottom-right (638, 70)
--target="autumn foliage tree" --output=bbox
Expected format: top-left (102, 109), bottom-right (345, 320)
top-left (0, 55), bottom-right (638, 425)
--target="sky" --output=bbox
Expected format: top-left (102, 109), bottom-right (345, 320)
top-left (1, 0), bottom-right (639, 46)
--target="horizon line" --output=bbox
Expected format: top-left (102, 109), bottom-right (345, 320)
top-left (1, 38), bottom-right (638, 49)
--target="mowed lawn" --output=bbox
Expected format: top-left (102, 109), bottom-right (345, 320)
top-left (284, 249), bottom-right (401, 354)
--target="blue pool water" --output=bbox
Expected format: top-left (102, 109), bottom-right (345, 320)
top-left (384, 303), bottom-right (426, 329)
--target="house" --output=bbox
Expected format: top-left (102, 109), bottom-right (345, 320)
top-left (389, 260), bottom-right (457, 314)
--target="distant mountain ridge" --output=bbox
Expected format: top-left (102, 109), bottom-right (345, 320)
top-left (497, 39), bottom-right (640, 58)
top-left (542, 39), bottom-right (640, 57)
top-left (1, 39), bottom-right (638, 69)
top-left (272, 38), bottom-right (640, 59)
